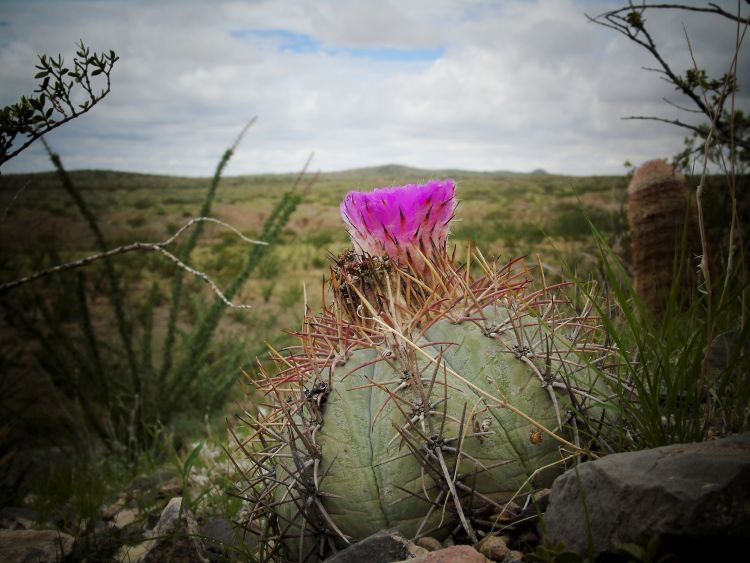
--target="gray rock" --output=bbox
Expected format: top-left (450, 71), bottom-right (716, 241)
top-left (113, 507), bottom-right (139, 529)
top-left (323, 529), bottom-right (411, 563)
top-left (542, 433), bottom-right (750, 558)
top-left (0, 529), bottom-right (74, 562)
top-left (0, 507), bottom-right (39, 530)
top-left (117, 497), bottom-right (208, 563)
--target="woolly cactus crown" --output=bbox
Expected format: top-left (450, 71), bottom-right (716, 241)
top-left (629, 159), bottom-right (684, 192)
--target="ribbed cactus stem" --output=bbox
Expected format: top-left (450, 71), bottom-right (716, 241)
top-left (627, 160), bottom-right (696, 312)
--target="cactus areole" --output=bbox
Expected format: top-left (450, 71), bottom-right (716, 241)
top-left (240, 180), bottom-right (612, 561)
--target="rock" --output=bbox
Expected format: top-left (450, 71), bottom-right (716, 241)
top-left (117, 497), bottom-right (208, 563)
top-left (0, 506), bottom-right (39, 530)
top-left (407, 544), bottom-right (430, 558)
top-left (508, 550), bottom-right (524, 561)
top-left (101, 494), bottom-right (128, 520)
top-left (324, 529), bottom-right (411, 563)
top-left (542, 433), bottom-right (750, 559)
top-left (408, 545), bottom-right (490, 562)
top-left (113, 507), bottom-right (139, 529)
top-left (0, 529), bottom-right (74, 562)
top-left (476, 534), bottom-right (509, 561)
top-left (416, 536), bottom-right (443, 552)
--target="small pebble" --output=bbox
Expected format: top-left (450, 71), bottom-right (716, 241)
top-left (113, 508), bottom-right (138, 529)
top-left (476, 534), bottom-right (509, 561)
top-left (416, 536), bottom-right (443, 552)
top-left (417, 545), bottom-right (489, 562)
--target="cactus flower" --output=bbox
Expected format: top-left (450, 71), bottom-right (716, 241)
top-left (340, 179), bottom-right (456, 274)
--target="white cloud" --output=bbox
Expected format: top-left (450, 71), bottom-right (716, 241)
top-left (0, 0), bottom-right (747, 176)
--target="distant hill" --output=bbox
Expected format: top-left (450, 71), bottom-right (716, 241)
top-left (0, 164), bottom-right (558, 193)
top-left (0, 169), bottom-right (205, 192)
top-left (329, 164), bottom-right (529, 179)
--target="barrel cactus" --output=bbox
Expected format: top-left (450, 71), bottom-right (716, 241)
top-left (237, 179), bottom-right (614, 561)
top-left (627, 159), bottom-right (697, 312)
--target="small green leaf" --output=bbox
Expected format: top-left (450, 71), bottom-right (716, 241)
top-left (183, 441), bottom-right (204, 478)
top-left (617, 542), bottom-right (645, 559)
top-left (34, 71), bottom-right (48, 79)
top-left (92, 69), bottom-right (102, 76)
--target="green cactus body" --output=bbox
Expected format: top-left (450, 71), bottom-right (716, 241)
top-left (277, 312), bottom-right (569, 535)
top-left (240, 181), bottom-right (613, 561)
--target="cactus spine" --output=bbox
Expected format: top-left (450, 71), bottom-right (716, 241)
top-left (237, 180), bottom-right (614, 561)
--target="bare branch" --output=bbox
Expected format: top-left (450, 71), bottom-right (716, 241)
top-left (621, 115), bottom-right (705, 135)
top-left (0, 216), bottom-right (267, 307)
top-left (592, 4), bottom-right (749, 25)
top-left (662, 97), bottom-right (703, 114)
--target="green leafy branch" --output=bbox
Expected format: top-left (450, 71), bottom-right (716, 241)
top-left (0, 41), bottom-right (118, 166)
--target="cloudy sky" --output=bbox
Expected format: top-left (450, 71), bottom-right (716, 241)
top-left (1, 0), bottom-right (747, 176)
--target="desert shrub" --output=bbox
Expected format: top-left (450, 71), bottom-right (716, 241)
top-left (0, 129), bottom-right (309, 461)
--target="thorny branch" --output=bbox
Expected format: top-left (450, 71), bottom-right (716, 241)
top-left (593, 3), bottom-right (750, 25)
top-left (0, 216), bottom-right (267, 308)
top-left (586, 2), bottom-right (750, 152)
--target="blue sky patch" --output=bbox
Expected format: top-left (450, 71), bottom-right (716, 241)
top-left (231, 28), bottom-right (444, 62)
top-left (231, 29), bottom-right (319, 53)
top-left (336, 46), bottom-right (444, 62)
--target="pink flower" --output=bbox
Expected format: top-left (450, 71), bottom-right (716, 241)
top-left (340, 179), bottom-right (456, 273)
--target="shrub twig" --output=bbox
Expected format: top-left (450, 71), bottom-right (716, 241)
top-left (0, 216), bottom-right (267, 307)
